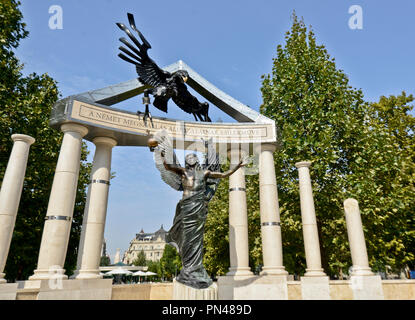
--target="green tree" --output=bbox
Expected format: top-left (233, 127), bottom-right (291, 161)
top-left (260, 12), bottom-right (415, 277)
top-left (160, 245), bottom-right (181, 280)
top-left (0, 1), bottom-right (90, 281)
top-left (100, 256), bottom-right (111, 267)
top-left (132, 250), bottom-right (147, 266)
top-left (350, 92), bottom-right (415, 273)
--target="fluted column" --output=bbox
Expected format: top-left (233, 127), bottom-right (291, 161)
top-left (0, 134), bottom-right (35, 283)
top-left (295, 161), bottom-right (326, 277)
top-left (344, 198), bottom-right (374, 276)
top-left (227, 148), bottom-right (252, 276)
top-left (74, 137), bottom-right (116, 279)
top-left (256, 143), bottom-right (287, 276)
top-left (30, 123), bottom-right (88, 280)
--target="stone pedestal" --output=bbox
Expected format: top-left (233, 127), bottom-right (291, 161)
top-left (350, 275), bottom-right (384, 300)
top-left (17, 278), bottom-right (112, 300)
top-left (0, 283), bottom-right (18, 300)
top-left (173, 280), bottom-right (217, 300)
top-left (0, 134), bottom-right (35, 283)
top-left (300, 276), bottom-right (330, 300)
top-left (217, 275), bottom-right (288, 300)
top-left (30, 123), bottom-right (88, 280)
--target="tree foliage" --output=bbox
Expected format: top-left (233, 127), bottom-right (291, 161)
top-left (132, 250), bottom-right (147, 267)
top-left (160, 244), bottom-right (181, 280)
top-left (260, 13), bottom-right (414, 276)
top-left (0, 1), bottom-right (90, 281)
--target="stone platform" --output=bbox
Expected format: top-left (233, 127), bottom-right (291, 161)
top-left (217, 275), bottom-right (288, 300)
top-left (173, 279), bottom-right (217, 300)
top-left (16, 278), bottom-right (112, 300)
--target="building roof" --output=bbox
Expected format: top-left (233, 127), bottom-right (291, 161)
top-left (135, 225), bottom-right (168, 241)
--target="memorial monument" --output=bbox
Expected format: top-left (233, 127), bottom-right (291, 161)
top-left (0, 12), bottom-right (401, 300)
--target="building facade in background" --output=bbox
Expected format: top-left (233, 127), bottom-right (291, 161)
top-left (123, 225), bottom-right (168, 264)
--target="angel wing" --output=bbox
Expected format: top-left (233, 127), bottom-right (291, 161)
top-left (153, 130), bottom-right (183, 191)
top-left (202, 139), bottom-right (221, 201)
top-left (116, 13), bottom-right (170, 88)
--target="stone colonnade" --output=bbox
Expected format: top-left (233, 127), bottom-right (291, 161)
top-left (0, 128), bottom-right (376, 286)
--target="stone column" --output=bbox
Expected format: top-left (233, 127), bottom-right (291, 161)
top-left (75, 137), bottom-right (116, 279)
top-left (344, 199), bottom-right (373, 276)
top-left (255, 143), bottom-right (287, 276)
top-left (30, 123), bottom-right (88, 280)
top-left (227, 148), bottom-right (252, 276)
top-left (344, 198), bottom-right (384, 299)
top-left (295, 161), bottom-right (326, 277)
top-left (0, 134), bottom-right (35, 283)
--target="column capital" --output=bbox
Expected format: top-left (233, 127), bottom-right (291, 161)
top-left (61, 123), bottom-right (88, 137)
top-left (11, 134), bottom-right (35, 145)
top-left (254, 143), bottom-right (277, 154)
top-left (92, 136), bottom-right (117, 148)
top-left (344, 198), bottom-right (359, 210)
top-left (295, 161), bottom-right (312, 169)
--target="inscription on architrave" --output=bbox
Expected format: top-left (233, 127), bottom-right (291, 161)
top-left (70, 100), bottom-right (272, 143)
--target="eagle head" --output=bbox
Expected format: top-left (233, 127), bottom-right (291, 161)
top-left (174, 70), bottom-right (189, 83)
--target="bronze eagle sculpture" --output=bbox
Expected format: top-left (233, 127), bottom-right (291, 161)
top-left (116, 13), bottom-right (211, 122)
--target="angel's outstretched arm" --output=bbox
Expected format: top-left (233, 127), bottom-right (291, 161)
top-left (161, 150), bottom-right (185, 175)
top-left (205, 159), bottom-right (246, 179)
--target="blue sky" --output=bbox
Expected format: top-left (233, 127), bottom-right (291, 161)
top-left (16, 0), bottom-right (415, 262)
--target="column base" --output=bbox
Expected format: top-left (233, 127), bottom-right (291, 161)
top-left (304, 268), bottom-right (327, 277)
top-left (73, 269), bottom-right (103, 280)
top-left (226, 267), bottom-right (253, 277)
top-left (260, 266), bottom-right (288, 276)
top-left (0, 273), bottom-right (6, 284)
top-left (350, 275), bottom-right (384, 300)
top-left (0, 282), bottom-right (18, 300)
top-left (29, 268), bottom-right (68, 281)
top-left (17, 278), bottom-right (112, 300)
top-left (218, 275), bottom-right (288, 300)
top-left (173, 279), bottom-right (217, 300)
top-left (300, 276), bottom-right (330, 300)
top-left (351, 266), bottom-right (374, 276)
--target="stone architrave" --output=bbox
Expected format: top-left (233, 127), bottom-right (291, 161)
top-left (344, 198), bottom-right (384, 300)
top-left (0, 134), bottom-right (35, 285)
top-left (226, 148), bottom-right (252, 277)
top-left (75, 137), bottom-right (117, 279)
top-left (30, 123), bottom-right (88, 280)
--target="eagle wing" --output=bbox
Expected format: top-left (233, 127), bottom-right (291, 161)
top-left (153, 130), bottom-right (183, 191)
top-left (171, 81), bottom-right (206, 115)
top-left (116, 13), bottom-right (169, 87)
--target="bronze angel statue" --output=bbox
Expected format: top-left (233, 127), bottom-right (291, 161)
top-left (150, 131), bottom-right (247, 289)
top-left (116, 13), bottom-right (211, 122)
